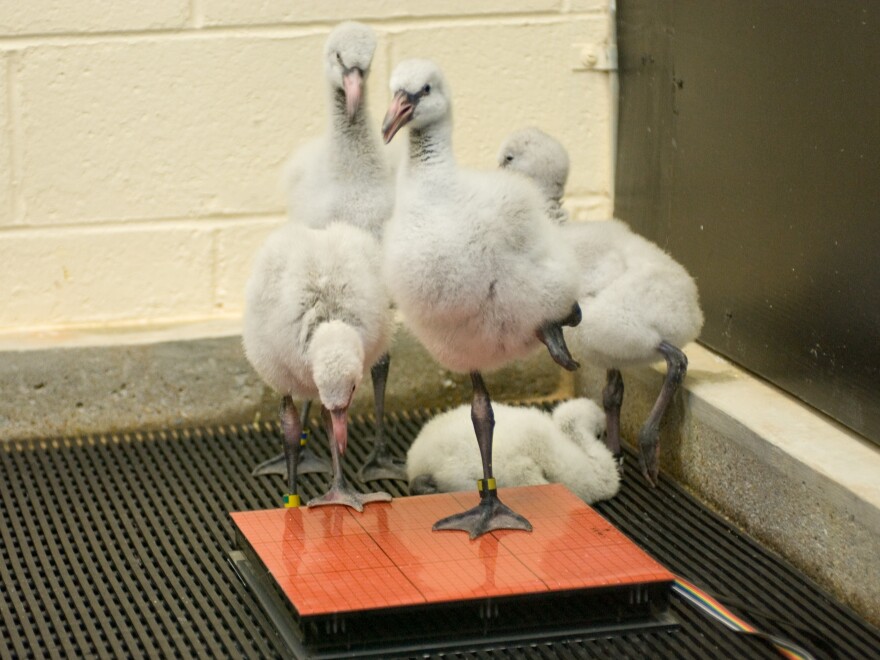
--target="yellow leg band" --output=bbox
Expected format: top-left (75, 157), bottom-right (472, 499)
top-left (477, 478), bottom-right (497, 492)
top-left (299, 430), bottom-right (309, 447)
top-left (283, 493), bottom-right (301, 508)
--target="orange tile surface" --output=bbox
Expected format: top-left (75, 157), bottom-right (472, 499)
top-left (230, 484), bottom-right (674, 617)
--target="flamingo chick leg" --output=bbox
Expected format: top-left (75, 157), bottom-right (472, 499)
top-left (295, 400), bottom-right (334, 474)
top-left (308, 406), bottom-right (392, 512)
top-left (536, 302), bottom-right (582, 371)
top-left (275, 396), bottom-right (303, 507)
top-left (251, 399), bottom-right (332, 476)
top-left (603, 368), bottom-right (625, 474)
top-left (638, 341), bottom-right (688, 486)
top-left (433, 372), bottom-right (532, 539)
top-left (357, 353), bottom-right (407, 482)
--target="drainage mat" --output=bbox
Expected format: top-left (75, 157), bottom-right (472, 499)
top-left (2, 406), bottom-right (879, 658)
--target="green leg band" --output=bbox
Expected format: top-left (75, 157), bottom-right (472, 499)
top-left (477, 478), bottom-right (497, 495)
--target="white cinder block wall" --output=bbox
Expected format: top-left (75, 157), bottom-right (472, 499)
top-left (0, 1), bottom-right (615, 338)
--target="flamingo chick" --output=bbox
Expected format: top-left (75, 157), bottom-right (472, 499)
top-left (408, 399), bottom-right (620, 504)
top-left (282, 21), bottom-right (394, 237)
top-left (381, 60), bottom-right (582, 538)
top-left (499, 127), bottom-right (704, 485)
top-left (497, 127), bottom-right (570, 225)
top-left (243, 221), bottom-right (393, 510)
top-left (256, 21), bottom-right (402, 483)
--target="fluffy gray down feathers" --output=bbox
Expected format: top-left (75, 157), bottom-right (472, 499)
top-left (242, 222), bottom-right (392, 406)
top-left (406, 399), bottom-right (620, 503)
top-left (497, 126), bottom-right (704, 367)
top-left (383, 60), bottom-right (581, 373)
top-left (281, 22), bottom-right (394, 239)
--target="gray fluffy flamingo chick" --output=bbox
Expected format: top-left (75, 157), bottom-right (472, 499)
top-left (497, 127), bottom-right (570, 225)
top-left (282, 21), bottom-right (394, 238)
top-left (381, 59), bottom-right (583, 538)
top-left (259, 21), bottom-right (402, 482)
top-left (499, 127), bottom-right (704, 485)
top-left (243, 221), bottom-right (394, 510)
top-left (407, 399), bottom-right (619, 503)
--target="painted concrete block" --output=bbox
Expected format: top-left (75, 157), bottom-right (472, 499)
top-left (214, 217), bottom-right (285, 314)
top-left (0, 0), bottom-right (189, 36)
top-left (0, 224), bottom-right (215, 329)
top-left (201, 0), bottom-right (562, 27)
top-left (0, 54), bottom-right (11, 225)
top-left (568, 0), bottom-right (610, 12)
top-left (16, 34), bottom-right (332, 224)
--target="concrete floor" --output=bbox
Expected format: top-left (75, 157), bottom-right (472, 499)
top-left (2, 324), bottom-right (878, 626)
top-left (0, 321), bottom-right (569, 443)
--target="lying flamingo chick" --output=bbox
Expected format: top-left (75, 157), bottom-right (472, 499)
top-left (243, 221), bottom-right (393, 510)
top-left (407, 399), bottom-right (620, 503)
top-left (498, 127), bottom-right (704, 485)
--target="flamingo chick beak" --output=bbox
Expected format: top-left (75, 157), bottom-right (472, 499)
top-left (330, 408), bottom-right (349, 457)
top-left (382, 90), bottom-right (414, 144)
top-left (342, 68), bottom-right (364, 120)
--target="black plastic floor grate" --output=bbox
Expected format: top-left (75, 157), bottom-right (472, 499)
top-left (1, 406), bottom-right (878, 659)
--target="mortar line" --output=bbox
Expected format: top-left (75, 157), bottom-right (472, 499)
top-left (0, 11), bottom-right (604, 48)
top-left (6, 50), bottom-right (24, 226)
top-left (209, 226), bottom-right (220, 312)
top-left (189, 0), bottom-right (205, 30)
top-left (2, 55), bottom-right (11, 225)
top-left (0, 311), bottom-right (245, 345)
top-left (0, 211), bottom-right (286, 235)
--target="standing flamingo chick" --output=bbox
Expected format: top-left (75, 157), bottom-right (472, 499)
top-left (243, 221), bottom-right (393, 510)
top-left (498, 127), bottom-right (704, 485)
top-left (282, 21), bottom-right (394, 237)
top-left (262, 21), bottom-right (402, 483)
top-left (407, 399), bottom-right (619, 503)
top-left (381, 59), bottom-right (582, 538)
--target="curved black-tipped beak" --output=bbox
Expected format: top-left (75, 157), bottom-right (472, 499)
top-left (342, 68), bottom-right (364, 119)
top-left (536, 321), bottom-right (580, 371)
top-left (382, 90), bottom-right (415, 144)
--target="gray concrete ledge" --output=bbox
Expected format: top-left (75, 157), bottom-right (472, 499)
top-left (0, 323), bottom-right (569, 442)
top-left (575, 343), bottom-right (880, 627)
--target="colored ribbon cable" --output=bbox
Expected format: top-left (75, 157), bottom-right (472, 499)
top-left (673, 576), bottom-right (816, 660)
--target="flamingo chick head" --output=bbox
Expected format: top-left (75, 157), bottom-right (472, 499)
top-left (324, 21), bottom-right (377, 118)
top-left (309, 320), bottom-right (365, 454)
top-left (552, 398), bottom-right (607, 450)
top-left (382, 59), bottom-right (451, 143)
top-left (498, 127), bottom-right (570, 202)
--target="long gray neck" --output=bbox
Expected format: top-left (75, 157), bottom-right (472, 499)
top-left (546, 197), bottom-right (569, 225)
top-left (534, 179), bottom-right (568, 224)
top-left (406, 119), bottom-right (455, 174)
top-left (328, 86), bottom-right (384, 175)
